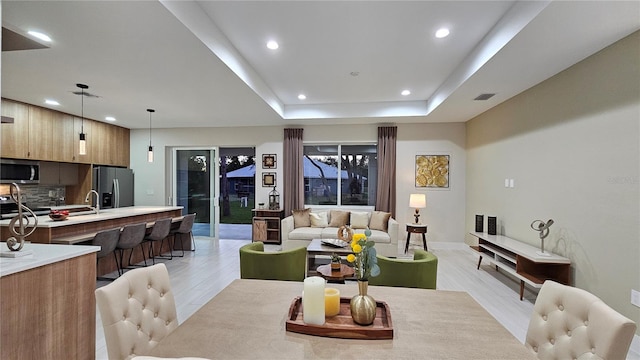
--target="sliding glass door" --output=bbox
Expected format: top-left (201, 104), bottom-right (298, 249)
top-left (172, 148), bottom-right (218, 238)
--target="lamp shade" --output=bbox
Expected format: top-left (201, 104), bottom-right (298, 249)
top-left (409, 193), bottom-right (426, 208)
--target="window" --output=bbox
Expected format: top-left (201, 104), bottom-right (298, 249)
top-left (303, 144), bottom-right (377, 207)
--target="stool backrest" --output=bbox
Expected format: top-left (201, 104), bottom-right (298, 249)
top-left (117, 223), bottom-right (147, 250)
top-left (175, 213), bottom-right (196, 234)
top-left (93, 228), bottom-right (121, 259)
top-left (147, 218), bottom-right (172, 241)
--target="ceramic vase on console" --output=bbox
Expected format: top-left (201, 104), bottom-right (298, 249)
top-left (350, 280), bottom-right (376, 325)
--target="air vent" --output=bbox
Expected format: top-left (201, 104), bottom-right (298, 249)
top-left (1, 116), bottom-right (14, 124)
top-left (474, 93), bottom-right (495, 101)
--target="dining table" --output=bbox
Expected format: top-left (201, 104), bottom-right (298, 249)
top-left (150, 279), bottom-right (536, 359)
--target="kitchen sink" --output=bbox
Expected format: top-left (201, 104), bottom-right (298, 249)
top-left (49, 205), bottom-right (97, 216)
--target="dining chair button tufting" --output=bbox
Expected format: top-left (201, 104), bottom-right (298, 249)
top-left (122, 315), bottom-right (126, 320)
top-left (567, 330), bottom-right (571, 336)
top-left (584, 320), bottom-right (589, 326)
top-left (542, 315), bottom-right (547, 321)
top-left (591, 348), bottom-right (596, 354)
top-left (558, 304), bottom-right (564, 310)
top-left (154, 312), bottom-right (158, 318)
top-left (165, 320), bottom-right (170, 325)
top-left (147, 284), bottom-right (151, 289)
top-left (160, 292), bottom-right (164, 297)
top-left (137, 325), bottom-right (141, 330)
top-left (128, 293), bottom-right (132, 298)
top-left (550, 338), bottom-right (555, 345)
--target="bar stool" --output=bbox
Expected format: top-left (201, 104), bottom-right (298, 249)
top-left (169, 213), bottom-right (196, 257)
top-left (92, 227), bottom-right (121, 281)
top-left (145, 218), bottom-right (172, 264)
top-left (116, 223), bottom-right (147, 275)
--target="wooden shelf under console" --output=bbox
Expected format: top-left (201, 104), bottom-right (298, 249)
top-left (470, 232), bottom-right (571, 300)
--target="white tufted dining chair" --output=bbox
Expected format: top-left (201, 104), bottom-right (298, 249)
top-left (95, 263), bottom-right (180, 360)
top-left (525, 280), bottom-right (636, 360)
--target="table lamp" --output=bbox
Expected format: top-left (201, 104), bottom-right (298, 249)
top-left (409, 193), bottom-right (426, 224)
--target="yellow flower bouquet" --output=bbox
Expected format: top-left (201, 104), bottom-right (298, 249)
top-left (346, 233), bottom-right (380, 281)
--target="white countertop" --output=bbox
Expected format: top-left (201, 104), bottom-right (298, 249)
top-left (0, 242), bottom-right (100, 277)
top-left (0, 206), bottom-right (183, 228)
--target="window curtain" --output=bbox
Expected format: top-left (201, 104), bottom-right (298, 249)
top-left (283, 128), bottom-right (304, 216)
top-left (375, 126), bottom-right (397, 218)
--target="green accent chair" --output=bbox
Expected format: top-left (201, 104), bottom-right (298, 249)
top-left (239, 242), bottom-right (307, 281)
top-left (369, 249), bottom-right (438, 289)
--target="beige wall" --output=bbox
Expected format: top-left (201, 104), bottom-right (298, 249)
top-left (130, 122), bottom-right (467, 247)
top-left (466, 31), bottom-right (639, 326)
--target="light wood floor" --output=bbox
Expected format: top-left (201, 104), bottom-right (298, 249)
top-left (95, 237), bottom-right (639, 360)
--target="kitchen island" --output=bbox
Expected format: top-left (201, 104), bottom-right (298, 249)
top-left (0, 206), bottom-right (184, 275)
top-left (0, 242), bottom-right (100, 359)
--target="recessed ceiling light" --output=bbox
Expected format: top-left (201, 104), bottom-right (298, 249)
top-left (28, 30), bottom-right (52, 42)
top-left (45, 99), bottom-right (59, 106)
top-left (266, 40), bottom-right (279, 50)
top-left (105, 116), bottom-right (116, 122)
top-left (435, 28), bottom-right (450, 39)
top-left (401, 90), bottom-right (411, 96)
top-left (298, 94), bottom-right (307, 100)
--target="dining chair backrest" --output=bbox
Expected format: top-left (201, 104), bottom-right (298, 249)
top-left (93, 228), bottom-right (121, 259)
top-left (174, 213), bottom-right (195, 234)
top-left (117, 223), bottom-right (147, 250)
top-left (525, 280), bottom-right (636, 360)
top-left (146, 218), bottom-right (172, 242)
top-left (95, 263), bottom-right (179, 360)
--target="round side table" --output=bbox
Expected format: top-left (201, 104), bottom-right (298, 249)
top-left (405, 223), bottom-right (428, 253)
top-left (316, 264), bottom-right (355, 283)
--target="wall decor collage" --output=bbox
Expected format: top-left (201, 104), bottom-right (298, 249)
top-left (262, 154), bottom-right (276, 187)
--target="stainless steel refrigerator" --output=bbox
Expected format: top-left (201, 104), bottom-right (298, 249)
top-left (92, 166), bottom-right (134, 208)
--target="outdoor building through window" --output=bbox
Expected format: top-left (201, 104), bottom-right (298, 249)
top-left (303, 144), bottom-right (377, 207)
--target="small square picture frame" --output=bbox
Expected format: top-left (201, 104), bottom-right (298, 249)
top-left (262, 154), bottom-right (276, 169)
top-left (262, 172), bottom-right (276, 187)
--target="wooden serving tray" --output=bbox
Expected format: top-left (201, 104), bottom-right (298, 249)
top-left (285, 296), bottom-right (393, 339)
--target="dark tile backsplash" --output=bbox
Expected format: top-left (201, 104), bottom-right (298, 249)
top-left (0, 184), bottom-right (66, 207)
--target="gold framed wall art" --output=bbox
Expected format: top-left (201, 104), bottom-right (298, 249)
top-left (415, 155), bottom-right (449, 188)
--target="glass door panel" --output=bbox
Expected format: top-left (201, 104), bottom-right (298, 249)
top-left (172, 148), bottom-right (218, 238)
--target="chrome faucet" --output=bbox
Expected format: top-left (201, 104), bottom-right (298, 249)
top-left (85, 190), bottom-right (100, 214)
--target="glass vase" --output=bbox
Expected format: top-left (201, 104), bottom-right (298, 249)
top-left (350, 280), bottom-right (376, 325)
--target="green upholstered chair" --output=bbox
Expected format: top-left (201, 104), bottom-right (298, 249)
top-left (368, 249), bottom-right (438, 289)
top-left (239, 242), bottom-right (307, 282)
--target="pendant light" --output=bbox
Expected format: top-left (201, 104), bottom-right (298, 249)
top-left (147, 109), bottom-right (155, 162)
top-left (77, 83), bottom-right (88, 155)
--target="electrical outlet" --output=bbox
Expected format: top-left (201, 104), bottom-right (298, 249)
top-left (504, 179), bottom-right (509, 187)
top-left (632, 289), bottom-right (640, 308)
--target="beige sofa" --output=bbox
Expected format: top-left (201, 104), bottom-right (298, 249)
top-left (281, 209), bottom-right (399, 257)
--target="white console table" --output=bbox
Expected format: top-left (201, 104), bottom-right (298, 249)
top-left (469, 232), bottom-right (571, 300)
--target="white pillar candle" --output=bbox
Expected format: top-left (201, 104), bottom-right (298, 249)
top-left (303, 276), bottom-right (325, 325)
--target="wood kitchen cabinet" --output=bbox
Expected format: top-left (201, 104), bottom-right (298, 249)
top-left (1, 98), bottom-right (129, 167)
top-left (1, 99), bottom-right (30, 159)
top-left (28, 106), bottom-right (56, 160)
top-left (39, 161), bottom-right (79, 185)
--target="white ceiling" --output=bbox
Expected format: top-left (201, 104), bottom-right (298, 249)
top-left (1, 1), bottom-right (638, 130)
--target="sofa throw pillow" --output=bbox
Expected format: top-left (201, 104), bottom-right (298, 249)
top-left (292, 208), bottom-right (311, 228)
top-left (350, 211), bottom-right (370, 229)
top-left (369, 211), bottom-right (391, 232)
top-left (328, 210), bottom-right (350, 227)
top-left (310, 212), bottom-right (329, 228)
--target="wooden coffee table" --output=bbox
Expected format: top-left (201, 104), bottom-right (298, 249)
top-left (316, 264), bottom-right (355, 283)
top-left (306, 239), bottom-right (353, 276)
